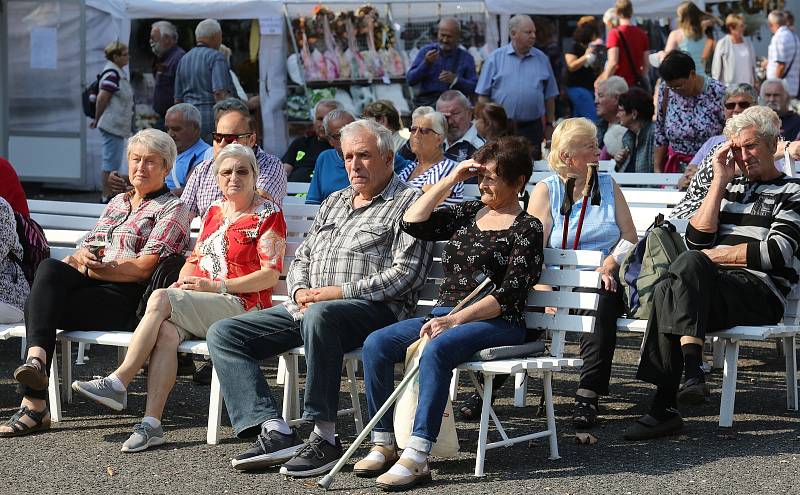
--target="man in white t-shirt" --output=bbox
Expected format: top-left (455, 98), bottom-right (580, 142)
top-left (766, 10), bottom-right (800, 97)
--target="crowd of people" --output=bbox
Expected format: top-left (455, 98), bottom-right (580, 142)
top-left (2, 1), bottom-right (800, 490)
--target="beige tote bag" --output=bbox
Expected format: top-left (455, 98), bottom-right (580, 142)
top-left (393, 335), bottom-right (460, 456)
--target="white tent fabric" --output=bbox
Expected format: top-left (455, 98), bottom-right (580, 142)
top-left (485, 0), bottom-right (704, 17)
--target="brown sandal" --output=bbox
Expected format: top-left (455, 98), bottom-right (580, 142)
top-left (13, 356), bottom-right (49, 391)
top-left (0, 405), bottom-right (51, 438)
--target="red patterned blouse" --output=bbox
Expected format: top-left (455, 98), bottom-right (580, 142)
top-left (187, 198), bottom-right (287, 311)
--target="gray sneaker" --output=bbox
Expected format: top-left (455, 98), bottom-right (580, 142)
top-left (71, 377), bottom-right (127, 411)
top-left (121, 422), bottom-right (165, 453)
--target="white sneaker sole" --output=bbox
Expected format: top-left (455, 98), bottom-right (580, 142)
top-left (121, 436), bottom-right (165, 453)
top-left (71, 382), bottom-right (125, 411)
top-left (230, 443), bottom-right (303, 470)
top-left (279, 458), bottom-right (339, 478)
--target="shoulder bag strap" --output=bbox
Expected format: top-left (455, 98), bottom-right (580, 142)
top-left (615, 28), bottom-right (641, 79)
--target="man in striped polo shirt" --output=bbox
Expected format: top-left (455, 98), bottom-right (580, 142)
top-left (625, 106), bottom-right (800, 440)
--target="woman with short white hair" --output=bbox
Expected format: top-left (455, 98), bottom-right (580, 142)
top-left (2, 129), bottom-right (191, 438)
top-left (396, 107), bottom-right (463, 206)
top-left (529, 117), bottom-right (637, 429)
top-left (72, 143), bottom-right (287, 452)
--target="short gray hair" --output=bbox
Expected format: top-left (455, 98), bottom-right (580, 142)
top-left (166, 103), bottom-right (201, 129)
top-left (769, 10), bottom-right (788, 26)
top-left (339, 119), bottom-right (394, 159)
top-left (195, 19), bottom-right (221, 40)
top-left (411, 107), bottom-right (448, 136)
top-left (214, 98), bottom-right (250, 126)
top-left (603, 8), bottom-right (619, 27)
top-left (723, 105), bottom-right (781, 144)
top-left (509, 14), bottom-right (533, 34)
top-left (213, 143), bottom-right (258, 178)
top-left (311, 99), bottom-right (343, 121)
top-left (152, 20), bottom-right (178, 41)
top-left (436, 89), bottom-right (471, 111)
top-left (760, 78), bottom-right (790, 101)
top-left (322, 109), bottom-right (356, 135)
top-left (725, 83), bottom-right (758, 102)
top-left (599, 76), bottom-right (629, 96)
top-left (127, 129), bottom-right (177, 173)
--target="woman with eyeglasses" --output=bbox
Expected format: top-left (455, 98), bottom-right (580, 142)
top-left (653, 50), bottom-right (726, 173)
top-left (1, 129), bottom-right (191, 438)
top-left (395, 107), bottom-right (463, 207)
top-left (72, 143), bottom-right (286, 452)
top-left (711, 14), bottom-right (756, 86)
top-left (614, 87), bottom-right (656, 173)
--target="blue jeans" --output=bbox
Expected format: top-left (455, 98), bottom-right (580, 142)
top-left (362, 307), bottom-right (525, 453)
top-left (566, 86), bottom-right (598, 120)
top-left (206, 300), bottom-right (396, 438)
top-left (100, 129), bottom-right (125, 173)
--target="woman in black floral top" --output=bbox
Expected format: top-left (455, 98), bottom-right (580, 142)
top-left (355, 137), bottom-right (543, 490)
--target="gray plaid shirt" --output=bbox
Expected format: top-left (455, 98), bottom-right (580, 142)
top-left (285, 175), bottom-right (434, 320)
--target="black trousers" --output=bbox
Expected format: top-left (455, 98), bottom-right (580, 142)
top-left (513, 119), bottom-right (544, 160)
top-left (637, 250), bottom-right (783, 395)
top-left (21, 258), bottom-right (144, 399)
top-left (576, 282), bottom-right (625, 395)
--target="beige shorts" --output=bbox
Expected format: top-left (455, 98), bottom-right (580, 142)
top-left (163, 288), bottom-right (247, 342)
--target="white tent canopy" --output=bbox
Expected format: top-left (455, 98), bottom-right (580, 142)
top-left (485, 0), bottom-right (704, 17)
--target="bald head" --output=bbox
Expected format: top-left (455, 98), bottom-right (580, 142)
top-left (437, 18), bottom-right (461, 52)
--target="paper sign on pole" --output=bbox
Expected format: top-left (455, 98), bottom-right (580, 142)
top-left (259, 17), bottom-right (283, 36)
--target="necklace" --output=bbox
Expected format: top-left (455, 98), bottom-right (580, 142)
top-left (224, 193), bottom-right (256, 223)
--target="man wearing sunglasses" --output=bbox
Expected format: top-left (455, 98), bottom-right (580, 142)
top-left (181, 99), bottom-right (286, 218)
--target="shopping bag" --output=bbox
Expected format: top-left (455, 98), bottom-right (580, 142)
top-left (393, 335), bottom-right (459, 456)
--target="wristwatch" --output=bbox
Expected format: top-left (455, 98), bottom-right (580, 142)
top-left (219, 279), bottom-right (228, 294)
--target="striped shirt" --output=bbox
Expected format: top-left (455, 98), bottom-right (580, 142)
top-left (686, 175), bottom-right (800, 306)
top-left (396, 156), bottom-right (463, 207)
top-left (81, 186), bottom-right (191, 261)
top-left (285, 175), bottom-right (434, 321)
top-left (173, 44), bottom-right (233, 106)
top-left (180, 146), bottom-right (287, 218)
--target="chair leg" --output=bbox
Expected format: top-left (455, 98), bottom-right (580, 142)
top-left (20, 336), bottom-right (26, 361)
top-left (449, 369), bottom-right (460, 401)
top-left (543, 371), bottom-right (560, 459)
top-left (48, 352), bottom-right (62, 422)
top-left (61, 340), bottom-right (73, 403)
top-left (75, 342), bottom-right (87, 365)
top-left (712, 337), bottom-right (724, 369)
top-left (207, 365), bottom-right (223, 445)
top-left (117, 346), bottom-right (127, 366)
top-left (276, 355), bottom-right (287, 385)
top-left (513, 373), bottom-right (528, 408)
top-left (719, 340), bottom-right (740, 428)
top-left (474, 372), bottom-right (494, 477)
top-left (783, 336), bottom-right (798, 410)
top-left (345, 359), bottom-right (364, 433)
top-left (282, 354), bottom-right (299, 423)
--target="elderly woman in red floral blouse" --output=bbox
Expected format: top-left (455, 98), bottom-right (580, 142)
top-left (72, 143), bottom-right (286, 453)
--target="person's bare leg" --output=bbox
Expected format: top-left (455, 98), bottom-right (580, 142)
top-left (113, 289), bottom-right (172, 386)
top-left (0, 396), bottom-right (49, 433)
top-left (142, 321), bottom-right (181, 420)
top-left (680, 336), bottom-right (703, 346)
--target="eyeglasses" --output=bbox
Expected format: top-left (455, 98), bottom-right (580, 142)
top-left (212, 132), bottom-right (253, 144)
top-left (410, 126), bottom-right (438, 136)
top-left (724, 101), bottom-right (751, 110)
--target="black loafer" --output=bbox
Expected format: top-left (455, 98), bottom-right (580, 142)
top-left (623, 413), bottom-right (684, 441)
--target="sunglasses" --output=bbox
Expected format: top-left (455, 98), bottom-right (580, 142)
top-left (212, 132), bottom-right (253, 144)
top-left (410, 126), bottom-right (437, 136)
top-left (724, 101), bottom-right (751, 110)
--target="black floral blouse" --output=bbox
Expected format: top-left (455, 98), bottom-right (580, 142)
top-left (401, 201), bottom-right (544, 327)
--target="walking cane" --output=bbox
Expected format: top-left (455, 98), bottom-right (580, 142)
top-left (318, 271), bottom-right (496, 490)
top-left (572, 163), bottom-right (600, 250)
top-left (560, 175), bottom-right (577, 249)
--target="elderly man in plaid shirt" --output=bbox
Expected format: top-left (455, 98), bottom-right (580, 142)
top-left (206, 119), bottom-right (433, 476)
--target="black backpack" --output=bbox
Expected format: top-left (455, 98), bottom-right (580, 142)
top-left (81, 69), bottom-right (119, 118)
top-left (9, 212), bottom-right (50, 285)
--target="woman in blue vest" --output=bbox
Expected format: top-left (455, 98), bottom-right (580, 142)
top-left (528, 117), bottom-right (638, 429)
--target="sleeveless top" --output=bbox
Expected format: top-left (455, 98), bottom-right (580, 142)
top-left (678, 31), bottom-right (707, 76)
top-left (544, 173), bottom-right (620, 256)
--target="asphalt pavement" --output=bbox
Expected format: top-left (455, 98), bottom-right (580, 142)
top-left (1, 333), bottom-right (798, 495)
